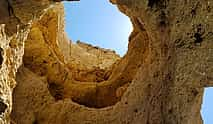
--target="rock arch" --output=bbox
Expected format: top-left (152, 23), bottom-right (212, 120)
top-left (0, 0), bottom-right (212, 124)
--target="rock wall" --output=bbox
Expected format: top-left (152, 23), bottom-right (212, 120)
top-left (0, 0), bottom-right (212, 124)
top-left (0, 0), bottom-right (58, 123)
top-left (0, 23), bottom-right (30, 123)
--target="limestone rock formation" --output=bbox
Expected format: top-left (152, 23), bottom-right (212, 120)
top-left (0, 0), bottom-right (212, 124)
top-left (0, 24), bottom-right (28, 124)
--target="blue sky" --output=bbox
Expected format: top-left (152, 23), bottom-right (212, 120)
top-left (201, 88), bottom-right (213, 124)
top-left (63, 0), bottom-right (132, 56)
top-left (63, 1), bottom-right (212, 123)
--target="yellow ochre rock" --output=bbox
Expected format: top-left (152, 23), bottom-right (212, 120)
top-left (0, 0), bottom-right (212, 124)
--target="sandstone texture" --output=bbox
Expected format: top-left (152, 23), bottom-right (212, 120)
top-left (0, 0), bottom-right (212, 124)
top-left (0, 24), bottom-right (28, 124)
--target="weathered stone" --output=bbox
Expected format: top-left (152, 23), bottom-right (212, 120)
top-left (0, 24), bottom-right (28, 123)
top-left (0, 0), bottom-right (212, 124)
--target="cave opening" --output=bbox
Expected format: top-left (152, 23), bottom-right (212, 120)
top-left (63, 0), bottom-right (133, 56)
top-left (55, 0), bottom-right (135, 108)
top-left (201, 87), bottom-right (213, 124)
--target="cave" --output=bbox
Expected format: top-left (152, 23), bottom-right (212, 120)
top-left (20, 0), bottom-right (144, 108)
top-left (0, 0), bottom-right (212, 124)
top-left (60, 0), bottom-right (133, 107)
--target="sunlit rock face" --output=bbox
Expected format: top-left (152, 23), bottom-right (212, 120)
top-left (0, 24), bottom-right (27, 123)
top-left (0, 0), bottom-right (212, 124)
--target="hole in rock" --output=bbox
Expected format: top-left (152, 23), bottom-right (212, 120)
top-left (59, 0), bottom-right (134, 108)
top-left (201, 87), bottom-right (213, 124)
top-left (0, 99), bottom-right (7, 115)
top-left (64, 0), bottom-right (132, 56)
top-left (194, 33), bottom-right (203, 44)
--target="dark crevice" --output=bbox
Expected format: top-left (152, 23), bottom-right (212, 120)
top-left (194, 33), bottom-right (203, 44)
top-left (134, 109), bottom-right (138, 113)
top-left (0, 48), bottom-right (3, 68)
top-left (48, 83), bottom-right (64, 101)
top-left (168, 108), bottom-right (173, 114)
top-left (159, 11), bottom-right (167, 26)
top-left (148, 0), bottom-right (159, 8)
top-left (148, 0), bottom-right (169, 9)
top-left (207, 6), bottom-right (211, 12)
top-left (193, 24), bottom-right (204, 45)
top-left (0, 99), bottom-right (7, 115)
top-left (7, 0), bottom-right (14, 16)
top-left (191, 9), bottom-right (196, 17)
top-left (32, 119), bottom-right (38, 124)
top-left (192, 88), bottom-right (199, 96)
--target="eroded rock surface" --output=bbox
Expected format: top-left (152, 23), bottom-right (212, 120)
top-left (0, 0), bottom-right (212, 124)
top-left (0, 24), bottom-right (28, 123)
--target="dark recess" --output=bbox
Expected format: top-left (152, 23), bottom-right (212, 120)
top-left (148, 0), bottom-right (158, 8)
top-left (0, 48), bottom-right (3, 67)
top-left (148, 0), bottom-right (169, 9)
top-left (168, 108), bottom-right (173, 114)
top-left (48, 83), bottom-right (64, 101)
top-left (7, 0), bottom-right (14, 16)
top-left (0, 99), bottom-right (7, 115)
top-left (134, 109), bottom-right (138, 113)
top-left (191, 9), bottom-right (196, 17)
top-left (207, 6), bottom-right (211, 12)
top-left (159, 11), bottom-right (167, 27)
top-left (194, 33), bottom-right (203, 44)
top-left (33, 119), bottom-right (38, 124)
